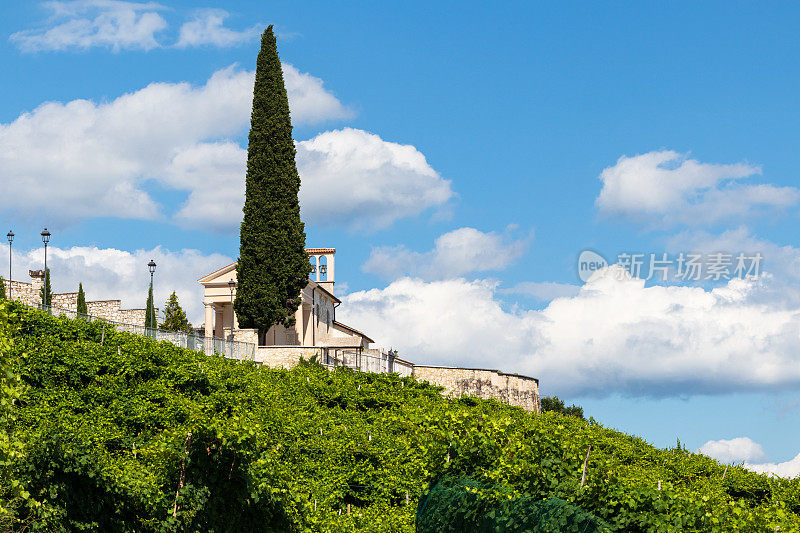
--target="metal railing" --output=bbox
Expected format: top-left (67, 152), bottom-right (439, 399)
top-left (37, 303), bottom-right (256, 361)
top-left (322, 348), bottom-right (414, 376)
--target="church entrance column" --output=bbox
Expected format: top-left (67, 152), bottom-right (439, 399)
top-left (204, 303), bottom-right (213, 338)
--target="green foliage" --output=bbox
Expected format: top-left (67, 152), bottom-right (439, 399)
top-left (0, 276), bottom-right (5, 300)
top-left (160, 291), bottom-right (192, 333)
top-left (235, 25), bottom-right (312, 344)
top-left (417, 475), bottom-right (610, 532)
top-left (541, 395), bottom-right (585, 420)
top-left (144, 282), bottom-right (155, 329)
top-left (76, 282), bottom-right (88, 316)
top-left (3, 301), bottom-right (800, 532)
top-left (0, 302), bottom-right (29, 530)
top-left (38, 268), bottom-right (52, 306)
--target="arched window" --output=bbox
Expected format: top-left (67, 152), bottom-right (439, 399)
top-left (316, 304), bottom-right (320, 327)
top-left (326, 309), bottom-right (330, 332)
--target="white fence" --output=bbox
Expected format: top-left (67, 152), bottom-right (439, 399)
top-left (38, 304), bottom-right (256, 361)
top-left (322, 348), bottom-right (414, 377)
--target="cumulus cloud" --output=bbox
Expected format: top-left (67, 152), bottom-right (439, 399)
top-left (10, 0), bottom-right (168, 52)
top-left (0, 65), bottom-right (352, 228)
top-left (340, 265), bottom-right (800, 397)
top-left (700, 437), bottom-right (800, 478)
top-left (500, 281), bottom-right (581, 302)
top-left (296, 128), bottom-right (454, 230)
top-left (668, 227), bottom-right (800, 286)
top-left (596, 151), bottom-right (799, 227)
top-left (1, 243), bottom-right (230, 325)
top-left (170, 128), bottom-right (451, 233)
top-left (745, 453), bottom-right (800, 478)
top-left (175, 9), bottom-right (261, 48)
top-left (699, 437), bottom-right (766, 463)
top-left (362, 227), bottom-right (529, 281)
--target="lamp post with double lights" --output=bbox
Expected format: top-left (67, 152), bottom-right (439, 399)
top-left (6, 230), bottom-right (13, 300)
top-left (148, 259), bottom-right (157, 331)
top-left (41, 228), bottom-right (51, 308)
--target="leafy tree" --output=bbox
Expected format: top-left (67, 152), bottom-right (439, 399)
top-left (160, 291), bottom-right (192, 333)
top-left (39, 268), bottom-right (52, 306)
top-left (0, 302), bottom-right (27, 528)
top-left (144, 282), bottom-right (156, 329)
top-left (235, 26), bottom-right (312, 346)
top-left (0, 276), bottom-right (5, 300)
top-left (540, 395), bottom-right (585, 420)
top-left (76, 283), bottom-right (88, 316)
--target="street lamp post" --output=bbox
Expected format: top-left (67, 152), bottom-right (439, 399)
top-left (148, 259), bottom-right (156, 331)
top-left (40, 228), bottom-right (51, 308)
top-left (228, 279), bottom-right (236, 340)
top-left (6, 230), bottom-right (13, 300)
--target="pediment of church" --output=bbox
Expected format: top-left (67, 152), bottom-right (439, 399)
top-left (198, 261), bottom-right (237, 286)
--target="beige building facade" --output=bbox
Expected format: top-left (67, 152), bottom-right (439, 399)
top-left (198, 248), bottom-right (372, 349)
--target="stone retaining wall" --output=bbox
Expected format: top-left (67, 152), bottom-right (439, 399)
top-left (247, 345), bottom-right (540, 412)
top-left (3, 280), bottom-right (38, 306)
top-left (1, 278), bottom-right (152, 327)
top-left (254, 346), bottom-right (323, 368)
top-left (412, 366), bottom-right (540, 412)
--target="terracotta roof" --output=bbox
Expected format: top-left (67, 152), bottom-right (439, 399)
top-left (306, 248), bottom-right (335, 254)
top-left (332, 321), bottom-right (374, 344)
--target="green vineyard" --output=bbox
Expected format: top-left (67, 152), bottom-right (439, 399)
top-left (1, 300), bottom-right (798, 531)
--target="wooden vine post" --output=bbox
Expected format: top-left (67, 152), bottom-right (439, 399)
top-left (580, 445), bottom-right (592, 488)
top-left (172, 432), bottom-right (193, 517)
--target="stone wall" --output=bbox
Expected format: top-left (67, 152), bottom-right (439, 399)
top-left (52, 292), bottom-right (78, 310)
top-left (84, 301), bottom-right (149, 326)
top-left (412, 366), bottom-right (540, 412)
top-left (232, 328), bottom-right (258, 346)
top-left (2, 277), bottom-right (152, 328)
top-left (3, 279), bottom-right (38, 306)
top-left (254, 346), bottom-right (323, 368)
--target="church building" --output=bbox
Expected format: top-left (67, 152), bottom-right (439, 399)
top-left (198, 248), bottom-right (373, 349)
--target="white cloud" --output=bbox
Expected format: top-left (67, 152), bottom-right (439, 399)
top-left (0, 65), bottom-right (352, 228)
top-left (296, 128), bottom-right (454, 231)
top-left (175, 9), bottom-right (261, 48)
top-left (341, 278), bottom-right (539, 369)
top-left (596, 150), bottom-right (799, 227)
top-left (746, 453), bottom-right (800, 479)
top-left (699, 437), bottom-right (766, 463)
top-left (668, 227), bottom-right (800, 286)
top-left (501, 281), bottom-right (581, 302)
top-left (175, 9), bottom-right (262, 48)
top-left (171, 128), bottom-right (451, 233)
top-left (10, 0), bottom-right (168, 52)
top-left (282, 64), bottom-right (355, 125)
top-left (340, 265), bottom-right (800, 397)
top-left (1, 243), bottom-right (230, 325)
top-left (362, 227), bottom-right (530, 281)
top-left (700, 437), bottom-right (800, 478)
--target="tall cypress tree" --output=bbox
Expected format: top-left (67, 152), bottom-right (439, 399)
top-left (235, 26), bottom-right (312, 345)
top-left (145, 283), bottom-right (155, 329)
top-left (0, 276), bottom-right (5, 300)
top-left (39, 268), bottom-right (52, 306)
top-left (76, 283), bottom-right (88, 316)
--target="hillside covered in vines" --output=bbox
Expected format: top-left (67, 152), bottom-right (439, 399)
top-left (1, 300), bottom-right (798, 532)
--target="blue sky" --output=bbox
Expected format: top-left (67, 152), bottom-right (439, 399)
top-left (2, 1), bottom-right (800, 476)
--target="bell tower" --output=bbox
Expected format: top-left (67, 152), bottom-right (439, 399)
top-left (307, 248), bottom-right (335, 295)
